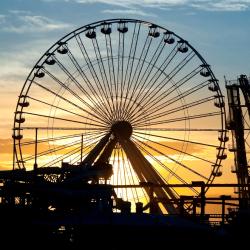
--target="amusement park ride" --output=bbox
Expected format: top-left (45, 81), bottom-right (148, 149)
top-left (0, 19), bottom-right (249, 247)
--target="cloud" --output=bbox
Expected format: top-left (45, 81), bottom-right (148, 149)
top-left (1, 12), bottom-right (72, 33)
top-left (0, 14), bottom-right (6, 24)
top-left (76, 0), bottom-right (187, 8)
top-left (8, 10), bottom-right (32, 15)
top-left (0, 38), bottom-right (53, 79)
top-left (74, 0), bottom-right (250, 11)
top-left (102, 8), bottom-right (156, 16)
top-left (191, 1), bottom-right (249, 11)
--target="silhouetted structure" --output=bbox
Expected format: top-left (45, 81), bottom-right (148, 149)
top-left (1, 19), bottom-right (249, 249)
top-left (226, 75), bottom-right (250, 209)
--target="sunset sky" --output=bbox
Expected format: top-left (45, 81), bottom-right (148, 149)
top-left (1, 0), bottom-right (249, 197)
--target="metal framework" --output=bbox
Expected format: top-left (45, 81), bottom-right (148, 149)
top-left (11, 19), bottom-right (228, 214)
top-left (226, 75), bottom-right (250, 209)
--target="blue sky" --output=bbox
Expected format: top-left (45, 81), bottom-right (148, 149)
top-left (0, 0), bottom-right (250, 138)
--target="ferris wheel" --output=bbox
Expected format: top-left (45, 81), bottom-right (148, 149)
top-left (13, 19), bottom-right (227, 213)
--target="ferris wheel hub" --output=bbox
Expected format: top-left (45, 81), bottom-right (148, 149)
top-left (111, 120), bottom-right (133, 139)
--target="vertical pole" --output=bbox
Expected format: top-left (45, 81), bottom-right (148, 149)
top-left (192, 181), bottom-right (205, 219)
top-left (12, 135), bottom-right (16, 171)
top-left (179, 196), bottom-right (185, 216)
top-left (221, 196), bottom-right (225, 226)
top-left (81, 134), bottom-right (83, 163)
top-left (220, 195), bottom-right (230, 226)
top-left (33, 128), bottom-right (38, 207)
top-left (193, 197), bottom-right (197, 217)
top-left (200, 182), bottom-right (205, 218)
top-left (34, 128), bottom-right (38, 172)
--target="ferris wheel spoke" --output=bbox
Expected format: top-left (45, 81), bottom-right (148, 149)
top-left (167, 51), bottom-right (196, 79)
top-left (49, 57), bottom-right (112, 120)
top-left (129, 66), bottom-right (201, 122)
top-left (41, 143), bottom-right (94, 168)
top-left (41, 146), bottom-right (82, 168)
top-left (133, 136), bottom-right (208, 181)
top-left (117, 30), bottom-right (127, 120)
top-left (38, 70), bottom-right (110, 123)
top-left (75, 34), bottom-right (114, 118)
top-left (91, 37), bottom-right (115, 119)
top-left (133, 131), bottom-right (219, 148)
top-left (70, 132), bottom-right (109, 165)
top-left (133, 37), bottom-right (166, 97)
top-left (117, 148), bottom-right (122, 187)
top-left (22, 111), bottom-right (107, 128)
top-left (125, 152), bottom-right (141, 201)
top-left (133, 79), bottom-right (212, 122)
top-left (61, 46), bottom-right (112, 118)
top-left (134, 111), bottom-right (221, 128)
top-left (136, 51), bottom-right (195, 113)
top-left (133, 133), bottom-right (214, 164)
top-left (131, 95), bottom-right (214, 125)
top-left (132, 139), bottom-right (181, 198)
top-left (68, 151), bottom-right (82, 165)
top-left (104, 34), bottom-right (117, 117)
top-left (121, 23), bottom-right (142, 119)
top-left (133, 138), bottom-right (199, 195)
top-left (128, 36), bottom-right (153, 104)
top-left (20, 130), bottom-right (104, 146)
top-left (30, 129), bottom-right (105, 161)
top-left (26, 95), bottom-right (107, 126)
top-left (40, 132), bottom-right (107, 168)
top-left (123, 45), bottom-right (179, 120)
top-left (122, 38), bottom-right (165, 119)
top-left (122, 34), bottom-right (153, 117)
top-left (22, 137), bottom-right (83, 162)
top-left (132, 96), bottom-right (215, 126)
top-left (134, 128), bottom-right (221, 131)
top-left (133, 138), bottom-right (185, 183)
top-left (21, 126), bottom-right (108, 132)
top-left (32, 80), bottom-right (109, 124)
top-left (129, 52), bottom-right (196, 117)
top-left (114, 31), bottom-right (122, 120)
top-left (94, 36), bottom-right (114, 103)
top-left (112, 148), bottom-right (118, 186)
top-left (138, 67), bottom-right (200, 117)
top-left (125, 50), bottom-right (180, 121)
top-left (154, 79), bottom-right (211, 111)
top-left (121, 149), bottom-right (129, 200)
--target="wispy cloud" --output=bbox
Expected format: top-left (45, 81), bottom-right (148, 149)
top-left (0, 14), bottom-right (6, 24)
top-left (191, 1), bottom-right (249, 11)
top-left (74, 0), bottom-right (250, 11)
top-left (102, 8), bottom-right (156, 16)
top-left (8, 10), bottom-right (32, 15)
top-left (1, 12), bottom-right (72, 33)
top-left (76, 0), bottom-right (187, 8)
top-left (0, 38), bottom-right (54, 79)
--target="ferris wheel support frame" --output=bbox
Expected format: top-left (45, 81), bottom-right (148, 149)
top-left (11, 18), bottom-right (228, 214)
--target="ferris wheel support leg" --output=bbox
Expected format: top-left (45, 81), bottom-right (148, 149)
top-left (80, 133), bottom-right (111, 166)
top-left (119, 138), bottom-right (178, 214)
